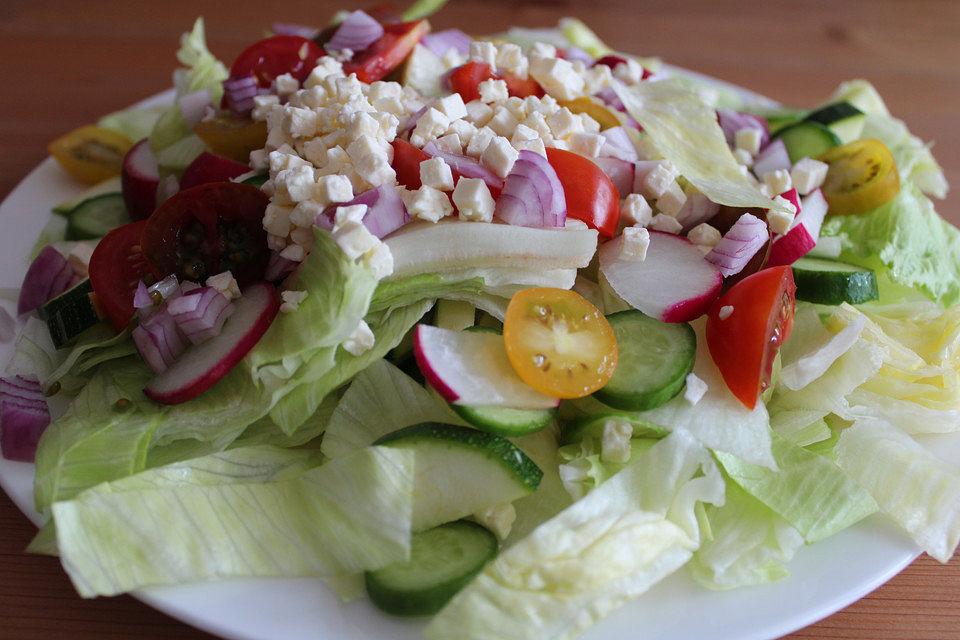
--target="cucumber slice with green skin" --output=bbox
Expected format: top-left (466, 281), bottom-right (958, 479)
top-left (365, 520), bottom-right (497, 617)
top-left (592, 310), bottom-right (696, 412)
top-left (38, 279), bottom-right (102, 349)
top-left (773, 121), bottom-right (842, 164)
top-left (560, 412), bottom-right (667, 446)
top-left (375, 422), bottom-right (542, 531)
top-left (791, 256), bottom-right (879, 305)
top-left (240, 172), bottom-right (269, 188)
top-left (52, 176), bottom-right (122, 215)
top-left (450, 403), bottom-right (557, 437)
top-left (804, 101), bottom-right (866, 145)
top-left (65, 193), bottom-right (130, 240)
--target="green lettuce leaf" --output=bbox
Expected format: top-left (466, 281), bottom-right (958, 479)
top-left (820, 183), bottom-right (960, 306)
top-left (423, 429), bottom-right (724, 640)
top-left (52, 445), bottom-right (414, 597)
top-left (614, 78), bottom-right (790, 213)
top-left (98, 105), bottom-right (167, 143)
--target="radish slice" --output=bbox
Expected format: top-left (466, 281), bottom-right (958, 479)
top-left (599, 231), bottom-right (723, 323)
top-left (144, 282), bottom-right (279, 404)
top-left (0, 375), bottom-right (49, 462)
top-left (592, 156), bottom-right (634, 198)
top-left (17, 246), bottom-right (74, 315)
top-left (705, 213), bottom-right (769, 276)
top-left (495, 150), bottom-right (566, 227)
top-left (327, 10), bottom-right (384, 53)
top-left (414, 324), bottom-right (560, 409)
top-left (768, 188), bottom-right (829, 267)
top-left (122, 139), bottom-right (160, 220)
top-left (180, 152), bottom-right (251, 191)
top-left (753, 139), bottom-right (792, 177)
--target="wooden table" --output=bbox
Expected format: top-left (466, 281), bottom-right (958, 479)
top-left (1, 1), bottom-right (958, 638)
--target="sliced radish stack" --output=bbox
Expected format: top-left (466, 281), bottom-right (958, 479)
top-left (599, 230), bottom-right (723, 323)
top-left (144, 281), bottom-right (279, 404)
top-left (768, 188), bottom-right (829, 267)
top-left (121, 138), bottom-right (160, 220)
top-left (414, 324), bottom-right (559, 409)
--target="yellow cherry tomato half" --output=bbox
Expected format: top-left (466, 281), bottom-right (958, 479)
top-left (503, 287), bottom-right (618, 399)
top-left (817, 138), bottom-right (900, 216)
top-left (47, 125), bottom-right (134, 183)
top-left (558, 97), bottom-right (621, 131)
top-left (194, 112), bottom-right (268, 163)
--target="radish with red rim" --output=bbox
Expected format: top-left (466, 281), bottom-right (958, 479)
top-left (121, 139), bottom-right (160, 221)
top-left (768, 188), bottom-right (829, 267)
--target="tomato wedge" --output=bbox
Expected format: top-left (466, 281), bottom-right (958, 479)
top-left (229, 35), bottom-right (324, 88)
top-left (817, 138), bottom-right (900, 216)
top-left (391, 138), bottom-right (433, 190)
top-left (705, 266), bottom-right (796, 409)
top-left (140, 183), bottom-right (270, 287)
top-left (503, 288), bottom-right (618, 399)
top-left (448, 62), bottom-right (545, 103)
top-left (545, 148), bottom-right (620, 238)
top-left (343, 20), bottom-right (428, 83)
top-left (194, 112), bottom-right (267, 163)
top-left (88, 220), bottom-right (154, 331)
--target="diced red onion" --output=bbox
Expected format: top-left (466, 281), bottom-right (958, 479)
top-left (563, 45), bottom-right (595, 66)
top-left (676, 193), bottom-right (721, 232)
top-left (178, 89), bottom-right (212, 129)
top-left (223, 75), bottom-right (260, 116)
top-left (18, 246), bottom-right (74, 315)
top-left (595, 87), bottom-right (625, 112)
top-left (167, 287), bottom-right (234, 345)
top-left (495, 150), bottom-right (566, 228)
top-left (421, 29), bottom-right (472, 58)
top-left (705, 213), bottom-right (769, 276)
top-left (272, 22), bottom-right (319, 39)
top-left (180, 280), bottom-right (201, 293)
top-left (592, 156), bottom-right (634, 199)
top-left (317, 185), bottom-right (410, 238)
top-left (752, 139), bottom-right (792, 178)
top-left (132, 308), bottom-right (186, 373)
top-left (600, 127), bottom-right (638, 162)
top-left (327, 10), bottom-right (384, 53)
top-left (0, 307), bottom-right (14, 343)
top-left (717, 109), bottom-right (770, 148)
top-left (0, 375), bottom-right (50, 462)
top-left (421, 141), bottom-right (503, 192)
top-left (133, 281), bottom-right (153, 310)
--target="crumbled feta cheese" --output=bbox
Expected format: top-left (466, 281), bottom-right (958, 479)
top-left (274, 73), bottom-right (300, 96)
top-left (402, 185), bottom-right (454, 223)
top-left (649, 213), bottom-right (683, 234)
top-left (772, 194), bottom-right (798, 215)
top-left (263, 202), bottom-right (293, 237)
top-left (452, 178), bottom-right (496, 222)
top-left (315, 174), bottom-right (354, 207)
top-left (206, 271), bottom-right (241, 300)
top-left (354, 152), bottom-right (396, 188)
top-left (732, 148), bottom-right (753, 166)
top-left (514, 138), bottom-right (547, 157)
top-left (767, 208), bottom-right (795, 235)
top-left (279, 244), bottom-right (307, 263)
top-left (367, 241), bottom-right (394, 279)
top-left (621, 193), bottom-right (653, 227)
top-left (528, 42), bottom-right (557, 60)
top-left (465, 126), bottom-right (497, 157)
top-left (282, 107), bottom-right (318, 139)
top-left (485, 106), bottom-right (520, 138)
top-left (511, 123), bottom-right (540, 145)
top-left (480, 136), bottom-right (519, 178)
top-left (473, 502), bottom-right (517, 541)
top-left (343, 319), bottom-right (375, 356)
top-left (564, 218), bottom-right (589, 230)
top-left (468, 41), bottom-right (497, 67)
top-left (601, 418), bottom-right (633, 463)
top-left (412, 107), bottom-right (451, 142)
top-left (436, 93), bottom-right (468, 121)
top-left (568, 131), bottom-right (604, 157)
top-left (289, 200), bottom-right (323, 228)
top-left (420, 157), bottom-right (455, 191)
top-left (333, 204), bottom-right (367, 230)
top-left (434, 133), bottom-right (463, 154)
top-left (495, 43), bottom-right (527, 79)
top-left (619, 226), bottom-right (650, 261)
top-left (465, 100), bottom-right (494, 127)
top-left (447, 118), bottom-right (477, 145)
top-left (478, 78), bottom-right (509, 104)
top-left (718, 305), bottom-right (734, 320)
top-left (276, 165), bottom-right (317, 203)
top-left (612, 58), bottom-right (646, 84)
top-left (633, 160), bottom-right (679, 199)
top-left (546, 108), bottom-right (584, 140)
top-left (762, 168), bottom-right (793, 196)
top-left (687, 223), bottom-right (722, 247)
top-left (529, 56), bottom-right (586, 101)
top-left (734, 127), bottom-right (764, 155)
top-left (656, 181), bottom-right (687, 217)
top-left (332, 220), bottom-right (379, 260)
top-left (280, 289), bottom-right (308, 313)
top-left (791, 157), bottom-right (829, 195)
top-left (289, 226), bottom-right (314, 248)
top-left (251, 94), bottom-right (280, 121)
top-left (684, 373), bottom-right (708, 405)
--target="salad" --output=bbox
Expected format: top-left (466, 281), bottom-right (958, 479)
top-left (1, 2), bottom-right (958, 639)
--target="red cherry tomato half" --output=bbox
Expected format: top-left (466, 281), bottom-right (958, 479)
top-left (391, 138), bottom-right (433, 190)
top-left (448, 62), bottom-right (545, 103)
top-left (343, 20), bottom-right (428, 84)
top-left (141, 182), bottom-right (271, 288)
top-left (88, 220), bottom-right (153, 331)
top-left (705, 265), bottom-right (796, 410)
top-left (545, 148), bottom-right (620, 238)
top-left (230, 35), bottom-right (324, 88)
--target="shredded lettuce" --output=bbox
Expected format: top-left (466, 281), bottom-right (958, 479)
top-left (98, 105), bottom-right (167, 143)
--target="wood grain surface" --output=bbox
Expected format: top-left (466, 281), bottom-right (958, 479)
top-left (1, 1), bottom-right (958, 638)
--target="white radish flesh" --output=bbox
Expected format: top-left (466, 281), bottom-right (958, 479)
top-left (121, 139), bottom-right (160, 221)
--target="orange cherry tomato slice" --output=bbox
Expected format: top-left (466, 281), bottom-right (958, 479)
top-left (48, 125), bottom-right (134, 183)
top-left (503, 288), bottom-right (618, 399)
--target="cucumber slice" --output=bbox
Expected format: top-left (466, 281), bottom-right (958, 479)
top-left (560, 412), bottom-right (667, 446)
top-left (52, 176), bottom-right (122, 215)
top-left (773, 121), bottom-right (841, 164)
top-left (450, 403), bottom-right (557, 437)
top-left (375, 422), bottom-right (542, 531)
top-left (592, 310), bottom-right (696, 411)
top-left (240, 172), bottom-right (269, 188)
top-left (804, 101), bottom-right (866, 145)
top-left (65, 193), bottom-right (130, 240)
top-left (38, 279), bottom-right (102, 349)
top-left (365, 520), bottom-right (497, 616)
top-left (791, 256), bottom-right (879, 305)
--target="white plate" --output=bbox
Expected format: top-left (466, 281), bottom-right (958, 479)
top-left (0, 85), bottom-right (926, 640)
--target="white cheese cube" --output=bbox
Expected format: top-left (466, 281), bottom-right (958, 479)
top-left (346, 135), bottom-right (385, 164)
top-left (734, 127), bottom-right (764, 155)
top-left (402, 185), bottom-right (454, 223)
top-left (434, 133), bottom-right (463, 155)
top-left (762, 168), bottom-right (793, 195)
top-left (619, 226), bottom-right (650, 261)
top-left (465, 126), bottom-right (497, 157)
top-left (315, 174), bottom-right (353, 207)
top-left (251, 94), bottom-right (280, 121)
top-left (249, 148), bottom-right (269, 171)
top-left (513, 138), bottom-right (547, 157)
top-left (282, 107), bottom-right (318, 139)
top-left (511, 124), bottom-right (540, 145)
top-left (452, 178), bottom-right (496, 222)
top-left (528, 42), bottom-right (557, 60)
top-left (420, 157), bottom-right (455, 191)
top-left (546, 107), bottom-right (584, 140)
top-left (354, 152), bottom-right (396, 188)
top-left (578, 112), bottom-right (602, 135)
top-left (447, 119), bottom-right (478, 145)
top-left (495, 43), bottom-right (527, 79)
top-left (687, 223), bottom-right (722, 247)
top-left (529, 56), bottom-right (586, 101)
top-left (621, 193), bottom-right (652, 227)
top-left (791, 157), bottom-right (829, 195)
top-left (465, 100), bottom-right (494, 127)
top-left (612, 58), bottom-right (646, 84)
top-left (569, 132), bottom-right (604, 157)
top-left (205, 271), bottom-right (241, 300)
top-left (684, 373), bottom-right (708, 405)
top-left (436, 93), bottom-right (468, 121)
top-left (481, 136), bottom-right (519, 178)
top-left (649, 213), bottom-right (683, 234)
top-left (468, 41), bottom-right (497, 67)
top-left (412, 107), bottom-right (451, 141)
top-left (583, 64), bottom-right (613, 95)
top-left (772, 194), bottom-right (798, 215)
top-left (733, 148), bottom-right (753, 166)
top-left (343, 111), bottom-right (380, 140)
top-left (289, 226), bottom-right (315, 248)
top-left (601, 419), bottom-right (633, 464)
top-left (289, 200), bottom-right (324, 228)
top-left (262, 203), bottom-right (293, 237)
top-left (279, 289), bottom-right (308, 312)
top-left (343, 319), bottom-right (375, 356)
top-left (279, 244), bottom-right (306, 264)
top-left (503, 96), bottom-right (529, 121)
top-left (367, 241), bottom-right (394, 279)
top-left (372, 95), bottom-right (405, 117)
top-left (634, 160), bottom-right (679, 198)
top-left (656, 181), bottom-right (687, 217)
top-left (478, 79), bottom-right (509, 104)
top-left (332, 220), bottom-right (378, 260)
top-left (274, 73), bottom-right (299, 96)
top-left (767, 208), bottom-right (795, 235)
top-left (486, 105), bottom-right (520, 137)
top-left (334, 204), bottom-right (367, 230)
top-left (266, 233), bottom-right (286, 252)
top-left (276, 165), bottom-right (316, 203)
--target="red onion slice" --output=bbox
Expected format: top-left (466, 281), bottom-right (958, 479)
top-left (717, 109), bottom-right (770, 148)
top-left (563, 45), bottom-right (595, 66)
top-left (168, 287), bottom-right (235, 345)
top-left (421, 141), bottom-right (503, 192)
top-left (421, 29), bottom-right (472, 58)
top-left (223, 75), bottom-right (259, 115)
top-left (327, 10), bottom-right (384, 53)
top-left (265, 252), bottom-right (298, 281)
top-left (133, 309), bottom-right (186, 372)
top-left (753, 139), bottom-right (792, 177)
top-left (317, 185), bottom-right (410, 238)
top-left (495, 150), bottom-right (566, 228)
top-left (272, 22), bottom-right (319, 39)
top-left (705, 213), bottom-right (769, 276)
top-left (0, 375), bottom-right (50, 462)
top-left (599, 127), bottom-right (638, 162)
top-left (18, 246), bottom-right (74, 315)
